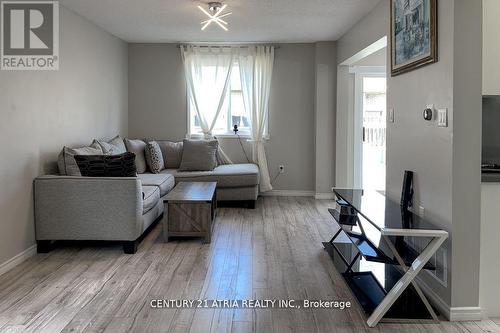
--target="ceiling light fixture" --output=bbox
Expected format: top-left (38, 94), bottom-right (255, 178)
top-left (198, 2), bottom-right (232, 31)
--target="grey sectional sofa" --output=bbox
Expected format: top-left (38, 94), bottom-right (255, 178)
top-left (34, 139), bottom-right (260, 254)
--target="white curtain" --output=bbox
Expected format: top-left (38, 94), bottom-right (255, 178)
top-left (181, 45), bottom-right (234, 164)
top-left (238, 46), bottom-right (275, 192)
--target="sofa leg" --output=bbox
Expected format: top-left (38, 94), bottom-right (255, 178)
top-left (247, 200), bottom-right (256, 209)
top-left (37, 240), bottom-right (52, 253)
top-left (123, 240), bottom-right (138, 254)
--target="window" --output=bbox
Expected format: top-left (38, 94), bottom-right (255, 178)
top-left (189, 62), bottom-right (251, 136)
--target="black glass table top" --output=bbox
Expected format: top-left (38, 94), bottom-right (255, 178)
top-left (332, 188), bottom-right (439, 231)
top-left (324, 188), bottom-right (445, 322)
top-left (330, 188), bottom-right (439, 269)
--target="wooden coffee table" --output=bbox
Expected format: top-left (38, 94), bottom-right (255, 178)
top-left (162, 182), bottom-right (217, 243)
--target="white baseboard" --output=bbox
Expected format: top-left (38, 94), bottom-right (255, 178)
top-left (314, 193), bottom-right (335, 200)
top-left (481, 310), bottom-right (500, 319)
top-left (417, 278), bottom-right (452, 320)
top-left (259, 190), bottom-right (334, 199)
top-left (260, 190), bottom-right (315, 197)
top-left (0, 244), bottom-right (37, 277)
top-left (417, 276), bottom-right (482, 321)
top-left (448, 307), bottom-right (483, 321)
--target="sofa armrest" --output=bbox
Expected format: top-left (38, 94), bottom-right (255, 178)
top-left (34, 175), bottom-right (143, 241)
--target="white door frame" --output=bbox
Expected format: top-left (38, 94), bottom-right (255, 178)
top-left (350, 66), bottom-right (386, 188)
top-left (335, 36), bottom-right (387, 188)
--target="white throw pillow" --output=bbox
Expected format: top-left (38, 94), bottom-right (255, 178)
top-left (57, 142), bottom-right (103, 176)
top-left (94, 135), bottom-right (126, 155)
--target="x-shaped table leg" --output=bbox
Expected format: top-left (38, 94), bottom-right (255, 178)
top-left (366, 231), bottom-right (447, 327)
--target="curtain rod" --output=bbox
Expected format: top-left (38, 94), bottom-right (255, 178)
top-left (177, 44), bottom-right (280, 49)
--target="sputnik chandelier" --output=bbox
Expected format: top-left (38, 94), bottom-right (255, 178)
top-left (198, 2), bottom-right (232, 31)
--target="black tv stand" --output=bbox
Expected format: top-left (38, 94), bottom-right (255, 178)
top-left (324, 188), bottom-right (448, 327)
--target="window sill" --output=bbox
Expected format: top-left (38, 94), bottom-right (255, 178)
top-left (189, 133), bottom-right (270, 140)
top-left (215, 134), bottom-right (251, 139)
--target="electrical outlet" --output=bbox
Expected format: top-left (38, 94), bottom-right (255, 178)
top-left (409, 204), bottom-right (425, 217)
top-left (278, 164), bottom-right (285, 174)
top-left (418, 205), bottom-right (425, 217)
top-left (408, 235), bottom-right (448, 287)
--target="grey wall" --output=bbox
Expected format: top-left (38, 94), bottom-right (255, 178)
top-left (128, 44), bottom-right (186, 140)
top-left (386, 0), bottom-right (454, 305)
top-left (268, 44), bottom-right (316, 191)
top-left (314, 42), bottom-right (337, 196)
top-left (353, 48), bottom-right (386, 66)
top-left (0, 6), bottom-right (128, 266)
top-left (335, 0), bottom-right (388, 188)
top-left (450, 0), bottom-right (482, 309)
top-left (386, 0), bottom-right (482, 309)
top-left (128, 43), bottom-right (319, 192)
top-left (335, 65), bottom-right (355, 187)
top-left (336, 0), bottom-right (388, 64)
top-left (336, 0), bottom-right (483, 311)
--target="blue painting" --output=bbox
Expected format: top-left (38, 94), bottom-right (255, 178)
top-left (391, 0), bottom-right (437, 76)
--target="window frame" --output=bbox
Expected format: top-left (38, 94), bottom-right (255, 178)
top-left (187, 60), bottom-right (268, 139)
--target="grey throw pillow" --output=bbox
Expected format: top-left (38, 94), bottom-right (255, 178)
top-left (156, 140), bottom-right (184, 169)
top-left (179, 139), bottom-right (218, 171)
top-left (145, 141), bottom-right (165, 174)
top-left (94, 135), bottom-right (126, 155)
top-left (124, 139), bottom-right (147, 173)
top-left (57, 142), bottom-right (103, 176)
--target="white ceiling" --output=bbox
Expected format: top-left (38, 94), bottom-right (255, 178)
top-left (60, 0), bottom-right (382, 43)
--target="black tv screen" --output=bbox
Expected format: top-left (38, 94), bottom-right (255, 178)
top-left (482, 95), bottom-right (500, 163)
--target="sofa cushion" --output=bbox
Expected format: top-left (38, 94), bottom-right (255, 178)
top-left (162, 163), bottom-right (259, 188)
top-left (138, 173), bottom-right (175, 197)
top-left (124, 139), bottom-right (147, 173)
top-left (94, 135), bottom-right (126, 155)
top-left (74, 152), bottom-right (137, 177)
top-left (179, 139), bottom-right (218, 171)
top-left (145, 141), bottom-right (165, 174)
top-left (156, 140), bottom-right (183, 169)
top-left (142, 185), bottom-right (160, 215)
top-left (57, 142), bottom-right (103, 176)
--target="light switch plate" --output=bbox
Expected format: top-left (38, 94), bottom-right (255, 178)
top-left (437, 108), bottom-right (448, 127)
top-left (389, 108), bottom-right (395, 123)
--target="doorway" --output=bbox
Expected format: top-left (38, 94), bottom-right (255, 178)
top-left (353, 68), bottom-right (387, 192)
top-left (335, 36), bottom-right (387, 189)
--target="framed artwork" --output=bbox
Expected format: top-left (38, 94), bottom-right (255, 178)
top-left (391, 0), bottom-right (438, 76)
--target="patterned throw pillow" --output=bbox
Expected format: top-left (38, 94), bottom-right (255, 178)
top-left (74, 152), bottom-right (137, 177)
top-left (145, 141), bottom-right (165, 174)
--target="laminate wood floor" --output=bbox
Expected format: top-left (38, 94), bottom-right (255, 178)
top-left (0, 197), bottom-right (498, 333)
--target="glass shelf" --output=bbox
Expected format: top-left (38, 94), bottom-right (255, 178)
top-left (324, 188), bottom-right (443, 321)
top-left (323, 240), bottom-right (434, 320)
